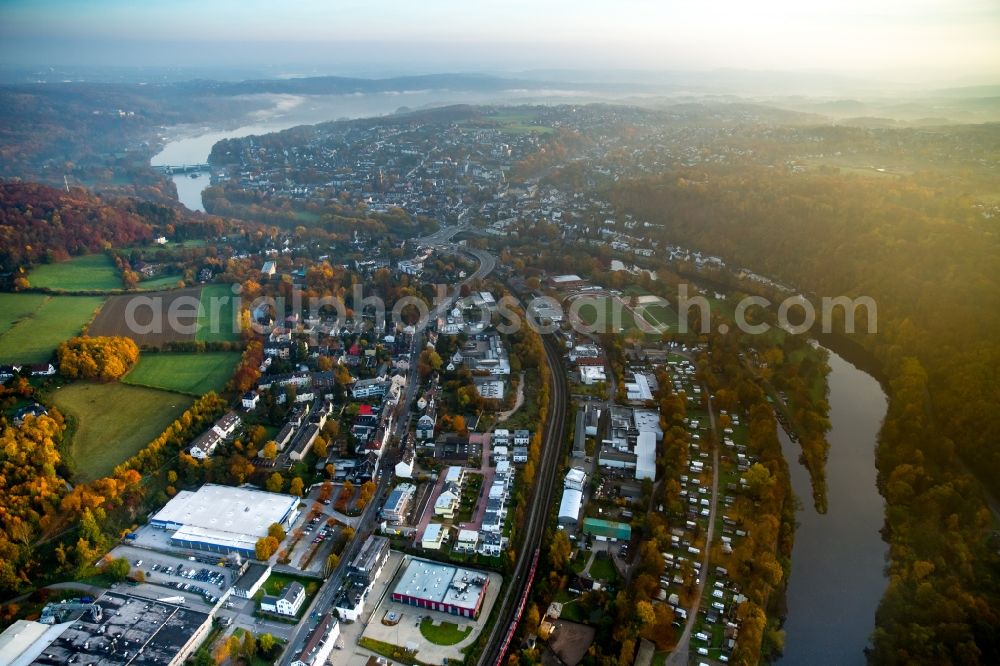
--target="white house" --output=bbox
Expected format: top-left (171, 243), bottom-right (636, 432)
top-left (416, 412), bottom-right (436, 441)
top-left (352, 379), bottom-right (388, 400)
top-left (434, 488), bottom-right (459, 519)
top-left (456, 529), bottom-right (479, 553)
top-left (395, 448), bottom-right (414, 478)
top-left (188, 430), bottom-right (222, 459)
top-left (513, 430), bottom-right (530, 446)
top-left (478, 532), bottom-right (503, 557)
top-left (261, 582), bottom-right (305, 617)
top-left (241, 391), bottom-right (260, 411)
top-left (444, 466), bottom-right (465, 487)
top-left (212, 411), bottom-right (242, 438)
top-left (290, 615), bottom-right (340, 666)
top-left (422, 523), bottom-right (447, 550)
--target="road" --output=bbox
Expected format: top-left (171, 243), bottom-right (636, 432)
top-left (477, 333), bottom-right (568, 666)
top-left (666, 389), bottom-right (721, 666)
top-left (279, 222), bottom-right (498, 664)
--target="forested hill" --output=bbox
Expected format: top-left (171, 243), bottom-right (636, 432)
top-left (611, 167), bottom-right (1000, 662)
top-left (0, 183), bottom-right (153, 270)
top-left (0, 182), bottom-right (220, 273)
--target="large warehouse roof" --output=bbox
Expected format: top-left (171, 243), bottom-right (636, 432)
top-left (151, 484), bottom-right (298, 545)
top-left (393, 558), bottom-right (488, 612)
top-left (558, 488), bottom-right (583, 523)
top-left (635, 431), bottom-right (656, 481)
top-left (633, 409), bottom-right (663, 438)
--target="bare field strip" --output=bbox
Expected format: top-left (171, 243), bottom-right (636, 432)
top-left (88, 286), bottom-right (203, 346)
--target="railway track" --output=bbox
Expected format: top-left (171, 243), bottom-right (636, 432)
top-left (477, 333), bottom-right (568, 666)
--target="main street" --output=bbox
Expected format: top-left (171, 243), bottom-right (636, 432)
top-left (279, 223), bottom-right (498, 664)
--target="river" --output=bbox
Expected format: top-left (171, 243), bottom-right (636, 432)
top-left (150, 88), bottom-right (606, 212)
top-left (779, 347), bottom-right (888, 664)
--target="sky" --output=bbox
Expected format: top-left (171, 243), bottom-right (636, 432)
top-left (1, 0), bottom-right (998, 83)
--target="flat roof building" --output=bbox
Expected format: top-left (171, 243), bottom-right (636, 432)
top-left (233, 562), bottom-right (271, 599)
top-left (349, 535), bottom-right (390, 584)
top-left (422, 523), bottom-right (448, 550)
top-left (381, 483), bottom-right (416, 523)
top-left (579, 364), bottom-right (607, 385)
top-left (635, 431), bottom-right (656, 481)
top-left (23, 592), bottom-right (211, 666)
top-left (150, 484), bottom-right (299, 558)
top-left (391, 558), bottom-right (490, 618)
top-left (583, 518), bottom-right (632, 542)
top-left (0, 621), bottom-right (64, 666)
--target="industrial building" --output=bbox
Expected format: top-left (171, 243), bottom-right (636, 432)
top-left (597, 407), bottom-right (661, 482)
top-left (391, 558), bottom-right (490, 618)
top-left (548, 274), bottom-right (585, 289)
top-left (624, 373), bottom-right (654, 402)
top-left (583, 518), bottom-right (632, 542)
top-left (558, 467), bottom-right (587, 528)
top-left (150, 484), bottom-right (299, 558)
top-left (4, 592), bottom-right (212, 666)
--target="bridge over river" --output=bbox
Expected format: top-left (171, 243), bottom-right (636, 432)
top-left (152, 163), bottom-right (210, 174)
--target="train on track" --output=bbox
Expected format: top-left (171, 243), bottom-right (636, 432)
top-left (495, 547), bottom-right (541, 666)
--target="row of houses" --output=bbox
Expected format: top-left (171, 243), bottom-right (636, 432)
top-left (0, 362), bottom-right (56, 381)
top-left (332, 535), bottom-right (390, 622)
top-left (188, 411), bottom-right (242, 459)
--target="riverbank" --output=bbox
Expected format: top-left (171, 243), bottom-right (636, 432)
top-left (777, 348), bottom-right (888, 664)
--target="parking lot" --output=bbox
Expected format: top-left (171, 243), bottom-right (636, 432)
top-left (107, 543), bottom-right (235, 606)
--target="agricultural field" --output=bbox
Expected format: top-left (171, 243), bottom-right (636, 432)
top-left (123, 351), bottom-right (240, 395)
top-left (566, 294), bottom-right (663, 335)
top-left (138, 274), bottom-right (184, 291)
top-left (0, 294), bottom-right (106, 364)
top-left (0, 293), bottom-right (49, 336)
top-left (52, 382), bottom-right (193, 481)
top-left (27, 254), bottom-right (121, 292)
top-left (196, 283), bottom-right (241, 343)
top-left (88, 286), bottom-right (202, 346)
top-left (480, 109), bottom-right (554, 135)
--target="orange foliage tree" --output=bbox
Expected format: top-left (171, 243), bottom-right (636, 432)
top-left (57, 336), bottom-right (140, 381)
